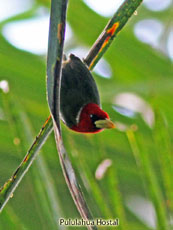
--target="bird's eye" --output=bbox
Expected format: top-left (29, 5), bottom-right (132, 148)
top-left (90, 114), bottom-right (99, 123)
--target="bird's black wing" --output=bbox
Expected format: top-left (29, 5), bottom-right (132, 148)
top-left (60, 54), bottom-right (100, 128)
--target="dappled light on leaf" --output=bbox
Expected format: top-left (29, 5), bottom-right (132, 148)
top-left (83, 0), bottom-right (124, 17)
top-left (114, 122), bottom-right (128, 132)
top-left (94, 59), bottom-right (112, 79)
top-left (134, 12), bottom-right (173, 61)
top-left (95, 159), bottom-right (112, 180)
top-left (2, 15), bottom-right (50, 54)
top-left (0, 80), bottom-right (9, 93)
top-left (126, 195), bottom-right (156, 228)
top-left (167, 29), bottom-right (173, 61)
top-left (113, 105), bottom-right (136, 118)
top-left (114, 92), bottom-right (155, 127)
top-left (0, 0), bottom-right (33, 22)
top-left (2, 15), bottom-right (73, 55)
top-left (143, 0), bottom-right (172, 12)
top-left (67, 47), bottom-right (112, 78)
top-left (134, 19), bottom-right (163, 48)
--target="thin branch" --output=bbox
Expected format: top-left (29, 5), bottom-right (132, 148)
top-left (84, 0), bottom-right (143, 70)
top-left (47, 0), bottom-right (97, 228)
top-left (0, 116), bottom-right (53, 212)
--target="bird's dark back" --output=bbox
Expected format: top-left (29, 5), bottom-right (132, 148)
top-left (60, 54), bottom-right (100, 127)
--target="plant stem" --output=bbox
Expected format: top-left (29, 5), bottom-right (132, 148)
top-left (47, 1), bottom-right (98, 228)
top-left (0, 116), bottom-right (53, 212)
top-left (84, 0), bottom-right (143, 70)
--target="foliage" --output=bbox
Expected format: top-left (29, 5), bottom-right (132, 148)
top-left (0, 0), bottom-right (172, 229)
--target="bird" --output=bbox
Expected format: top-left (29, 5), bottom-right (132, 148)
top-left (60, 54), bottom-right (115, 133)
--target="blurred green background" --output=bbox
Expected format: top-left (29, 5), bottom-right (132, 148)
top-left (0, 0), bottom-right (173, 229)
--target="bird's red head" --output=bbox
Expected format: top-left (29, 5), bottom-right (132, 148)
top-left (71, 103), bottom-right (115, 133)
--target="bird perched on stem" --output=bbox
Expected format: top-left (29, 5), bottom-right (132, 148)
top-left (60, 54), bottom-right (115, 133)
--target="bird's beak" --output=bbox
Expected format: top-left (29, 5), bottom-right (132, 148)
top-left (95, 119), bottom-right (116, 129)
